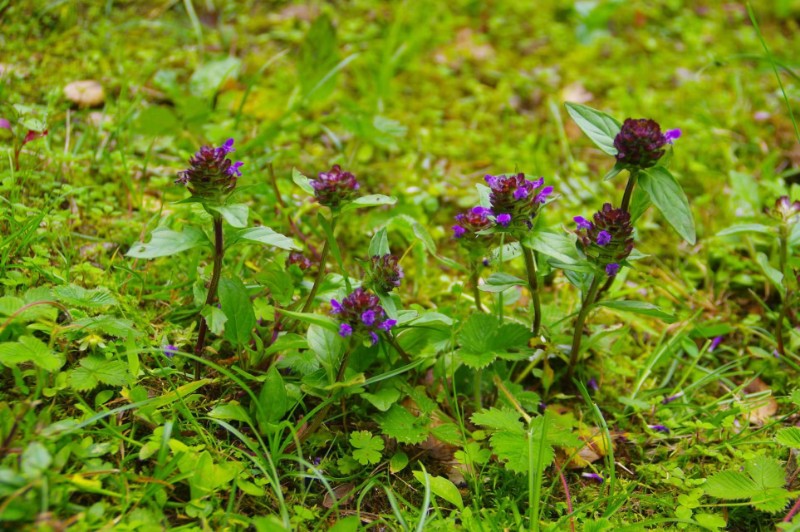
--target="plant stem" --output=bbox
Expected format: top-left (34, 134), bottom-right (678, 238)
top-left (194, 215), bottom-right (224, 373)
top-left (301, 217), bottom-right (335, 313)
top-left (522, 245), bottom-right (542, 336)
top-left (470, 264), bottom-right (483, 313)
top-left (776, 225), bottom-right (789, 357)
top-left (567, 275), bottom-right (602, 379)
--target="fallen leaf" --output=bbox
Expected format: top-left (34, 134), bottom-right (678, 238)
top-left (741, 377), bottom-right (778, 426)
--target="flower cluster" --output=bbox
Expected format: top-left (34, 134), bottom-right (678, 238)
top-left (176, 138), bottom-right (242, 202)
top-left (364, 254), bottom-right (404, 294)
top-left (331, 287), bottom-right (396, 345)
top-left (613, 118), bottom-right (680, 168)
top-left (484, 173), bottom-right (553, 232)
top-left (453, 206), bottom-right (493, 240)
top-left (310, 164), bottom-right (360, 208)
top-left (574, 203), bottom-right (634, 276)
top-left (766, 195), bottom-right (800, 223)
top-left (286, 251), bottom-right (313, 271)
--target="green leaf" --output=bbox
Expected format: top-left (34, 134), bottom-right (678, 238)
top-left (68, 357), bottom-right (131, 391)
top-left (596, 300), bottom-right (676, 323)
top-left (208, 204), bottom-right (248, 228)
top-left (298, 15), bottom-right (340, 102)
top-left (20, 441), bottom-right (51, 479)
top-left (280, 309), bottom-right (340, 333)
top-left (704, 471), bottom-right (760, 499)
top-left (190, 56), bottom-right (241, 101)
top-left (479, 272), bottom-right (525, 293)
top-left (629, 185), bottom-right (652, 223)
top-left (379, 405), bottom-right (428, 444)
top-left (350, 430), bottom-right (384, 465)
top-left (716, 224), bottom-right (774, 237)
top-left (412, 471), bottom-right (464, 510)
top-left (756, 252), bottom-right (785, 295)
top-left (258, 366), bottom-right (289, 427)
top-left (54, 284), bottom-right (117, 308)
top-left (341, 194), bottom-right (397, 212)
top-left (307, 324), bottom-right (344, 371)
top-left (638, 167), bottom-right (696, 244)
top-left (133, 105), bottom-right (181, 137)
top-left (292, 167), bottom-right (315, 195)
top-left (523, 231), bottom-right (580, 264)
top-left (746, 455), bottom-right (785, 490)
top-left (219, 277), bottom-right (256, 345)
top-left (0, 336), bottom-right (63, 371)
top-left (603, 162), bottom-right (625, 181)
top-left (565, 102), bottom-right (621, 156)
top-left (368, 227), bottom-right (390, 257)
top-left (389, 452), bottom-right (409, 473)
top-left (362, 386), bottom-right (401, 412)
top-left (751, 487), bottom-right (791, 513)
top-left (237, 226), bottom-right (300, 250)
top-left (200, 305), bottom-right (227, 335)
top-left (208, 403), bottom-right (252, 423)
top-left (457, 313), bottom-right (531, 369)
top-left (126, 227), bottom-right (209, 259)
top-left (775, 427), bottom-right (800, 448)
top-left (471, 408), bottom-right (525, 433)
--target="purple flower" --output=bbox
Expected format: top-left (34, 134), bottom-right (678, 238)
top-left (370, 332), bottom-right (379, 345)
top-left (452, 225), bottom-right (466, 238)
top-left (310, 165), bottom-right (360, 208)
top-left (339, 323), bottom-right (353, 337)
top-left (513, 187), bottom-right (528, 200)
top-left (163, 345), bottom-right (178, 359)
top-left (575, 204), bottom-right (634, 272)
top-left (605, 263), bottom-right (620, 276)
top-left (535, 186), bottom-right (553, 203)
top-left (582, 472), bottom-right (604, 484)
top-left (361, 310), bottom-right (376, 326)
top-left (613, 118), bottom-right (669, 168)
top-left (176, 138), bottom-right (240, 201)
top-left (574, 216), bottom-right (593, 230)
top-left (709, 336), bottom-right (724, 352)
top-left (364, 254), bottom-right (403, 293)
top-left (587, 377), bottom-right (598, 391)
top-left (496, 213), bottom-right (512, 226)
top-left (0, 118), bottom-right (10, 131)
top-left (453, 207), bottom-right (492, 244)
top-left (596, 231), bottom-right (611, 246)
top-left (768, 195), bottom-right (800, 222)
top-left (484, 173), bottom-right (552, 232)
top-left (664, 129), bottom-right (681, 143)
top-left (286, 251), bottom-right (313, 271)
top-left (379, 319), bottom-right (397, 331)
top-left (330, 299), bottom-right (343, 314)
top-left (648, 424), bottom-right (670, 433)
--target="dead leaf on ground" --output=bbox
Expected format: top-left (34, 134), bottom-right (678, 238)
top-left (741, 377), bottom-right (778, 426)
top-left (564, 427), bottom-right (612, 469)
top-left (323, 482), bottom-right (356, 508)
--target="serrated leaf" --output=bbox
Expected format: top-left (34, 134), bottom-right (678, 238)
top-left (54, 285), bottom-right (117, 308)
top-left (69, 357), bottom-right (130, 391)
top-left (565, 102), bottom-right (621, 156)
top-left (201, 305), bottom-right (227, 335)
top-left (379, 405), bottom-right (428, 444)
top-left (638, 167), bottom-right (696, 245)
top-left (72, 316), bottom-right (138, 338)
top-left (218, 277), bottom-right (256, 345)
top-left (523, 231), bottom-right (580, 264)
top-left (208, 204), bottom-right (248, 228)
top-left (350, 431), bottom-right (384, 465)
top-left (745, 455), bottom-right (785, 490)
top-left (471, 408), bottom-right (525, 433)
top-left (704, 471), bottom-right (759, 499)
top-left (596, 300), bottom-right (676, 323)
top-left (126, 227), bottom-right (209, 259)
top-left (237, 226), bottom-right (300, 250)
top-left (412, 471), bottom-right (463, 509)
top-left (457, 313), bottom-right (531, 369)
top-left (0, 336), bottom-right (63, 371)
top-left (751, 487), bottom-right (791, 513)
top-left (775, 427), bottom-right (800, 449)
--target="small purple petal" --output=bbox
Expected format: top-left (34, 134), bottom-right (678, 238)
top-left (662, 391), bottom-right (684, 404)
top-left (596, 231), bottom-right (611, 246)
top-left (648, 424), bottom-right (670, 433)
top-left (370, 332), bottom-right (379, 345)
top-left (529, 177), bottom-right (544, 188)
top-left (582, 472), bottom-right (604, 484)
top-left (471, 206), bottom-right (492, 216)
top-left (0, 118), bottom-right (11, 131)
top-left (664, 129), bottom-right (681, 143)
top-left (709, 336), bottom-right (723, 352)
top-left (220, 138), bottom-right (235, 153)
top-left (452, 225), bottom-right (466, 238)
top-left (482, 258), bottom-right (490, 267)
top-left (379, 319), bottom-right (396, 331)
top-left (339, 323), bottom-right (353, 337)
top-left (587, 377), bottom-right (598, 391)
top-left (513, 187), bottom-right (528, 200)
top-left (496, 213), bottom-right (512, 227)
top-left (330, 299), bottom-right (343, 314)
top-left (163, 345), bottom-right (178, 359)
top-left (484, 175), bottom-right (498, 187)
top-left (605, 263), bottom-right (620, 276)
top-left (361, 310), bottom-right (376, 326)
top-left (227, 161), bottom-right (243, 177)
top-left (574, 216), bottom-right (593, 230)
top-left (535, 186), bottom-right (553, 203)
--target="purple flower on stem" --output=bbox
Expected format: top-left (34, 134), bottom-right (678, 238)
top-left (330, 299), bottom-right (343, 314)
top-left (310, 165), bottom-right (360, 208)
top-left (484, 172), bottom-right (552, 232)
top-left (163, 345), bottom-right (178, 359)
top-left (614, 118), bottom-right (672, 168)
top-left (370, 332), bottom-right (379, 345)
top-left (364, 254), bottom-right (404, 293)
top-left (587, 377), bottom-right (599, 391)
top-left (453, 206), bottom-right (492, 242)
top-left (605, 263), bottom-right (620, 276)
top-left (0, 118), bottom-right (11, 131)
top-left (361, 310), bottom-right (376, 326)
top-left (330, 287), bottom-right (393, 344)
top-left (496, 213), bottom-right (512, 227)
top-left (452, 225), bottom-right (466, 238)
top-left (582, 472), bottom-right (604, 484)
top-left (176, 138), bottom-right (240, 201)
top-left (574, 216), bottom-right (593, 230)
top-left (648, 424), bottom-right (670, 433)
top-left (513, 187), bottom-right (528, 200)
top-left (339, 323), bottom-right (353, 337)
top-left (709, 336), bottom-right (724, 352)
top-left (535, 186), bottom-right (553, 203)
top-left (596, 231), bottom-right (611, 246)
top-left (664, 129), bottom-right (681, 143)
top-left (228, 161), bottom-right (244, 177)
top-left (379, 319), bottom-right (397, 331)
top-left (220, 138), bottom-right (235, 153)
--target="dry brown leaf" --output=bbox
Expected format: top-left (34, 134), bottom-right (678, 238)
top-left (64, 81), bottom-right (105, 108)
top-left (564, 427), bottom-right (612, 469)
top-left (742, 377), bottom-right (778, 426)
top-left (323, 482), bottom-right (356, 509)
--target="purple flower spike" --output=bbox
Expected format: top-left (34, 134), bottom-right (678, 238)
top-left (597, 231), bottom-right (612, 246)
top-left (339, 323), bottom-right (353, 337)
top-left (664, 129), bottom-right (681, 143)
top-left (535, 186), bottom-right (553, 203)
top-left (220, 138), bottom-right (236, 153)
top-left (163, 345), bottom-right (178, 359)
top-left (452, 225), bottom-right (466, 238)
top-left (605, 263), bottom-right (620, 276)
top-left (330, 299), bottom-right (343, 314)
top-left (227, 161), bottom-right (244, 177)
top-left (648, 424), bottom-right (670, 434)
top-left (361, 310), bottom-right (376, 326)
top-left (370, 332), bottom-right (379, 345)
top-left (513, 187), bottom-right (528, 200)
top-left (582, 472), bottom-right (604, 484)
top-left (472, 206), bottom-right (492, 216)
top-left (574, 216), bottom-right (593, 230)
top-left (496, 213), bottom-right (512, 227)
top-left (379, 319), bottom-right (397, 331)
top-left (709, 336), bottom-right (724, 352)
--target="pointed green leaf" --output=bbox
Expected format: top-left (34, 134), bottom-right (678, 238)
top-left (638, 167), bottom-right (696, 244)
top-left (704, 471), bottom-right (759, 499)
top-left (126, 227), bottom-right (209, 259)
top-left (341, 194), bottom-right (397, 212)
top-left (524, 231), bottom-right (580, 264)
top-left (565, 102), bottom-right (621, 156)
top-left (412, 471), bottom-right (464, 510)
top-left (219, 277), bottom-right (256, 345)
top-left (597, 300), bottom-right (676, 323)
top-left (208, 204), bottom-right (248, 228)
top-left (292, 167), bottom-right (315, 195)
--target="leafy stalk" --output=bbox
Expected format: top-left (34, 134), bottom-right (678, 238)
top-left (522, 245), bottom-right (542, 336)
top-left (302, 216), bottom-right (336, 312)
top-left (194, 214), bottom-right (224, 373)
top-left (567, 274), bottom-right (602, 379)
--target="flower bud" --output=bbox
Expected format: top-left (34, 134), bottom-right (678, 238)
top-left (330, 287), bottom-right (395, 345)
top-left (364, 254), bottom-right (403, 293)
top-left (575, 203), bottom-right (634, 275)
top-left (310, 164), bottom-right (360, 208)
top-left (176, 138), bottom-right (242, 202)
top-left (613, 118), bottom-right (678, 168)
top-left (767, 195), bottom-right (800, 223)
top-left (484, 173), bottom-right (552, 233)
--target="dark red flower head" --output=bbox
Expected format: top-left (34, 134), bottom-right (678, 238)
top-left (613, 118), bottom-right (678, 168)
top-left (331, 287), bottom-right (395, 345)
top-left (364, 254), bottom-right (403, 293)
top-left (176, 138), bottom-right (241, 202)
top-left (574, 203), bottom-right (634, 275)
top-left (310, 165), bottom-right (360, 208)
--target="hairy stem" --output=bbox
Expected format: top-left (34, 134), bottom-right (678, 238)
top-left (194, 215), bottom-right (224, 374)
top-left (567, 275), bottom-right (602, 379)
top-left (301, 217), bottom-right (336, 313)
top-left (522, 245), bottom-right (542, 336)
top-left (470, 265), bottom-right (483, 313)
